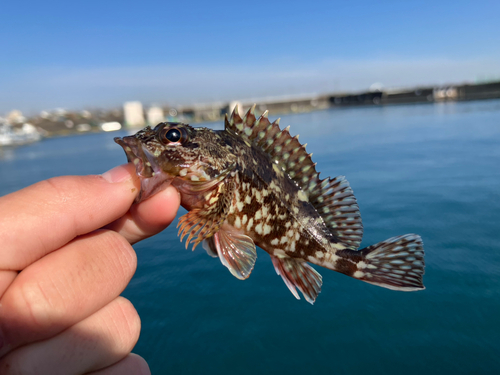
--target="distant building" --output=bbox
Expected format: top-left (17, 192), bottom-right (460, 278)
top-left (123, 101), bottom-right (145, 128)
top-left (7, 110), bottom-right (25, 124)
top-left (147, 106), bottom-right (164, 126)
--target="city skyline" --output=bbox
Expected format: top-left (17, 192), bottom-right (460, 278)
top-left (2, 0), bottom-right (500, 114)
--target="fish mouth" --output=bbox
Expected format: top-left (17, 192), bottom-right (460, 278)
top-left (114, 136), bottom-right (153, 178)
top-left (114, 136), bottom-right (173, 203)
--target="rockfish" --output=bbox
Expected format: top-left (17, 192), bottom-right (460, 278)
top-left (115, 106), bottom-right (425, 304)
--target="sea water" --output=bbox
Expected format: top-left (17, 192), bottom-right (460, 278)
top-left (1, 100), bottom-right (500, 374)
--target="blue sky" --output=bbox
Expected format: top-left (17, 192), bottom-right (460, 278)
top-left (1, 0), bottom-right (499, 114)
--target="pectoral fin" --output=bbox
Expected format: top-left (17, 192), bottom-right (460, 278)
top-left (213, 225), bottom-right (257, 280)
top-left (177, 177), bottom-right (235, 250)
top-left (271, 255), bottom-right (323, 304)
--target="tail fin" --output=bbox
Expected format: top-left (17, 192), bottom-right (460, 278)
top-left (356, 234), bottom-right (425, 291)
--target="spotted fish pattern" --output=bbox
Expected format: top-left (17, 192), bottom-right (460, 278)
top-left (115, 105), bottom-right (425, 304)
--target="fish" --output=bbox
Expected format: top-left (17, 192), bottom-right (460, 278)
top-left (115, 105), bottom-right (425, 304)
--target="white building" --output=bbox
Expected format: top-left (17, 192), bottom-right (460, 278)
top-left (123, 101), bottom-right (145, 128)
top-left (147, 106), bottom-right (165, 126)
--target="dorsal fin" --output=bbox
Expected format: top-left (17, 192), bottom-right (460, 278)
top-left (226, 105), bottom-right (317, 185)
top-left (309, 176), bottom-right (363, 249)
top-left (226, 105), bottom-right (364, 249)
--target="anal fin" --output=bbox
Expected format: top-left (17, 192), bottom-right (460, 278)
top-left (213, 226), bottom-right (257, 280)
top-left (271, 255), bottom-right (323, 304)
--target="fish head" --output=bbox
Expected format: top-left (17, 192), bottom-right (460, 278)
top-left (115, 122), bottom-right (232, 203)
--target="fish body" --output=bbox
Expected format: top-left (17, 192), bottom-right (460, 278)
top-left (115, 106), bottom-right (425, 304)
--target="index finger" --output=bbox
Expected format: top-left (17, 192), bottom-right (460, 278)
top-left (0, 164), bottom-right (139, 271)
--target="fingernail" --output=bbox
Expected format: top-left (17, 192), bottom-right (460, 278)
top-left (101, 164), bottom-right (132, 183)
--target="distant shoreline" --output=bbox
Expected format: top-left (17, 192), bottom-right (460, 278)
top-left (2, 80), bottom-right (499, 139)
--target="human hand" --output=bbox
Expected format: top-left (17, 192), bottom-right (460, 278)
top-left (0, 163), bottom-right (181, 374)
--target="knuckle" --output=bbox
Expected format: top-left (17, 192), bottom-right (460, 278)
top-left (18, 280), bottom-right (52, 327)
top-left (20, 280), bottom-right (53, 327)
top-left (1, 277), bottom-right (57, 344)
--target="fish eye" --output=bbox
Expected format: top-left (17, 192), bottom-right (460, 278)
top-left (165, 129), bottom-right (181, 142)
top-left (159, 126), bottom-right (187, 145)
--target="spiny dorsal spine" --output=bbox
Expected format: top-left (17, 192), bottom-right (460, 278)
top-left (227, 106), bottom-right (321, 191)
